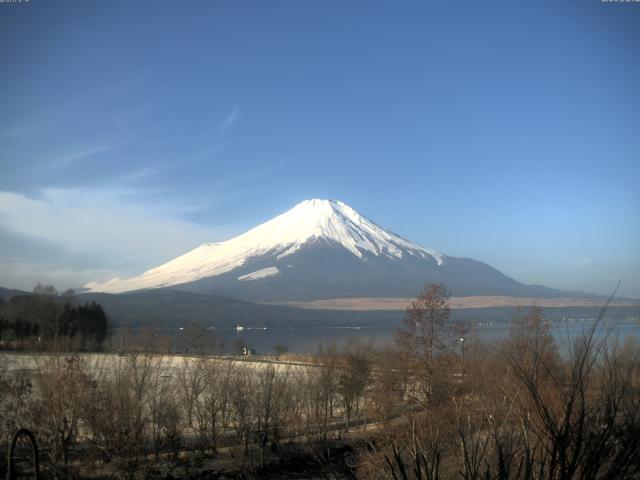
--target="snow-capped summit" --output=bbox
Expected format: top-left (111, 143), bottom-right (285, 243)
top-left (85, 199), bottom-right (558, 301)
top-left (239, 198), bottom-right (444, 263)
top-left (85, 199), bottom-right (443, 294)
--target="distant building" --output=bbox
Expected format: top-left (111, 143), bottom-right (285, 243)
top-left (242, 346), bottom-right (256, 356)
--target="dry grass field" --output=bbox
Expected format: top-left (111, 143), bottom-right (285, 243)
top-left (269, 295), bottom-right (640, 311)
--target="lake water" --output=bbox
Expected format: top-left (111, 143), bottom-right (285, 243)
top-left (165, 318), bottom-right (640, 355)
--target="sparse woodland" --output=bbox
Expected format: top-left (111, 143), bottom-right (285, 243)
top-left (0, 283), bottom-right (638, 479)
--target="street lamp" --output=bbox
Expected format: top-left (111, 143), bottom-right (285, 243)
top-left (459, 336), bottom-right (465, 383)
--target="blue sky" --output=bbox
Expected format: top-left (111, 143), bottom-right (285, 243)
top-left (0, 1), bottom-right (639, 296)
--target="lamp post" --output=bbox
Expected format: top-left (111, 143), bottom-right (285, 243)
top-left (459, 336), bottom-right (465, 384)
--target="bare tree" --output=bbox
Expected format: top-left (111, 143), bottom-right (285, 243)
top-left (0, 360), bottom-right (32, 446)
top-left (229, 364), bottom-right (255, 458)
top-left (183, 323), bottom-right (222, 355)
top-left (337, 338), bottom-right (373, 431)
top-left (193, 359), bottom-right (235, 454)
top-left (252, 364), bottom-right (293, 466)
top-left (356, 408), bottom-right (450, 480)
top-left (147, 356), bottom-right (182, 460)
top-left (395, 283), bottom-right (453, 404)
top-left (368, 346), bottom-right (406, 426)
top-left (176, 357), bottom-right (205, 429)
top-left (452, 296), bottom-right (640, 480)
top-left (27, 354), bottom-right (90, 477)
top-left (83, 353), bottom-right (155, 480)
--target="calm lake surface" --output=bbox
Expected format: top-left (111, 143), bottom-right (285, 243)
top-left (164, 319), bottom-right (640, 355)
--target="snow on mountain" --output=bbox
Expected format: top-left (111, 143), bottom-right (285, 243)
top-left (238, 266), bottom-right (281, 281)
top-left (85, 199), bottom-right (444, 293)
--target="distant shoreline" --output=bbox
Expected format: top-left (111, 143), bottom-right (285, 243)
top-left (267, 296), bottom-right (640, 311)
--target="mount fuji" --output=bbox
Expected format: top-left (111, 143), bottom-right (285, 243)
top-left (85, 199), bottom-right (567, 301)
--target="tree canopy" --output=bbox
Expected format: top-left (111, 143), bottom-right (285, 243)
top-left (0, 284), bottom-right (109, 350)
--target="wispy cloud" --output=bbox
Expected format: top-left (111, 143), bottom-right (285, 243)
top-left (117, 167), bottom-right (163, 185)
top-left (47, 145), bottom-right (113, 170)
top-left (148, 106), bottom-right (243, 169)
top-left (217, 105), bottom-right (240, 139)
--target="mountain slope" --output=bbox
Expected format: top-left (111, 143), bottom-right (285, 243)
top-left (85, 199), bottom-right (443, 294)
top-left (79, 289), bottom-right (403, 327)
top-left (85, 199), bottom-right (571, 301)
top-left (0, 287), bottom-right (27, 303)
